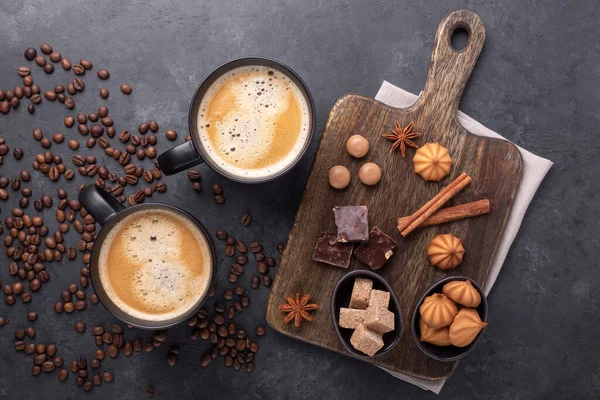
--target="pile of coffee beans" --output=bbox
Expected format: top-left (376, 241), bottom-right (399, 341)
top-left (0, 41), bottom-right (289, 393)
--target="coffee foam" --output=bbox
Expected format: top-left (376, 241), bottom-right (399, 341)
top-left (99, 209), bottom-right (211, 322)
top-left (197, 65), bottom-right (311, 180)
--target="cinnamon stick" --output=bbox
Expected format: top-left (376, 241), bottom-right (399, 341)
top-left (397, 199), bottom-right (490, 229)
top-left (397, 172), bottom-right (469, 232)
top-left (400, 173), bottom-right (472, 237)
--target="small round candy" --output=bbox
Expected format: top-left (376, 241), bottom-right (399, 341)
top-left (328, 165), bottom-right (351, 189)
top-left (346, 135), bottom-right (369, 158)
top-left (358, 162), bottom-right (382, 186)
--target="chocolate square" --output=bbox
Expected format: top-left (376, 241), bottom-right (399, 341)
top-left (312, 232), bottom-right (353, 268)
top-left (354, 227), bottom-right (398, 270)
top-left (333, 206), bottom-right (369, 243)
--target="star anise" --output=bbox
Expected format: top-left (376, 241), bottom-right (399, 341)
top-left (278, 293), bottom-right (319, 327)
top-left (382, 121), bottom-right (420, 157)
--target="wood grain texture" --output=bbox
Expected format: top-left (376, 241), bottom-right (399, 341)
top-left (266, 10), bottom-right (523, 380)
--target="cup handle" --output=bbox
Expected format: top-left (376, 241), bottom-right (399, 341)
top-left (78, 185), bottom-right (125, 226)
top-left (157, 140), bottom-right (205, 176)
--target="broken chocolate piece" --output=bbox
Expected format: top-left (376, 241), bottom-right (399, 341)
top-left (312, 232), bottom-right (353, 268)
top-left (354, 227), bottom-right (397, 270)
top-left (333, 205), bottom-right (369, 242)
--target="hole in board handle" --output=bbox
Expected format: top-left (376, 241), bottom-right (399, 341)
top-left (450, 26), bottom-right (469, 52)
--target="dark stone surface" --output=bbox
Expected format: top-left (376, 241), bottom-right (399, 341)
top-left (0, 0), bottom-right (595, 398)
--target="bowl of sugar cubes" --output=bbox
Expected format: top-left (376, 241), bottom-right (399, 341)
top-left (331, 270), bottom-right (403, 357)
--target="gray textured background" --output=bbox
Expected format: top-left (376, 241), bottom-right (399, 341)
top-left (0, 0), bottom-right (596, 399)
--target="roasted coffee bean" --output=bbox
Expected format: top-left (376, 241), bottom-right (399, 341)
top-left (236, 240), bottom-right (248, 253)
top-left (18, 66), bottom-right (31, 77)
top-left (75, 321), bottom-right (86, 333)
top-left (40, 43), bottom-right (52, 54)
top-left (215, 194), bottom-right (225, 204)
top-left (225, 245), bottom-right (235, 257)
top-left (24, 47), bottom-right (37, 60)
top-left (43, 64), bottom-right (54, 74)
top-left (25, 327), bottom-right (36, 338)
top-left (90, 124), bottom-right (103, 138)
top-left (73, 78), bottom-right (85, 91)
top-left (72, 64), bottom-right (85, 75)
top-left (212, 184), bottom-right (223, 195)
top-left (77, 124), bottom-right (89, 136)
top-left (236, 255), bottom-right (248, 265)
top-left (97, 69), bottom-right (110, 80)
top-left (266, 256), bottom-right (276, 267)
top-left (99, 88), bottom-right (109, 98)
top-left (162, 129), bottom-right (178, 142)
top-left (12, 148), bottom-right (24, 160)
top-left (277, 243), bottom-right (285, 254)
top-left (231, 263), bottom-right (244, 276)
top-left (64, 97), bottom-right (74, 109)
top-left (156, 182), bottom-right (167, 192)
top-left (67, 139), bottom-right (80, 150)
top-left (59, 56), bottom-right (71, 70)
top-left (53, 302), bottom-right (64, 313)
top-left (227, 274), bottom-right (238, 284)
top-left (241, 212), bottom-right (253, 226)
top-left (78, 59), bottom-right (92, 70)
top-left (20, 171), bottom-right (31, 184)
top-left (147, 120), bottom-right (158, 132)
top-left (118, 130), bottom-right (131, 143)
top-left (51, 133), bottom-right (65, 144)
top-left (44, 90), bottom-right (56, 101)
top-left (241, 296), bottom-right (250, 308)
top-left (34, 55), bottom-right (47, 67)
top-left (49, 50), bottom-right (61, 62)
top-left (249, 242), bottom-right (262, 253)
top-left (138, 122), bottom-right (149, 134)
top-left (120, 83), bottom-right (132, 94)
top-left (57, 368), bottom-right (68, 382)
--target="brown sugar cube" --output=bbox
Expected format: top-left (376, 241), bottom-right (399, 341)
top-left (349, 277), bottom-right (373, 309)
top-left (350, 324), bottom-right (384, 356)
top-left (339, 308), bottom-right (366, 329)
top-left (364, 306), bottom-right (395, 334)
top-left (368, 290), bottom-right (390, 309)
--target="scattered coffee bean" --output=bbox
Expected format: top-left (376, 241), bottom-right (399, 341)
top-left (236, 240), bottom-right (248, 253)
top-left (187, 170), bottom-right (201, 180)
top-left (99, 88), bottom-right (109, 99)
top-left (97, 69), bottom-right (110, 79)
top-left (75, 321), bottom-right (86, 333)
top-left (277, 243), bottom-right (285, 254)
top-left (64, 97), bottom-right (74, 109)
top-left (120, 84), bottom-right (132, 94)
top-left (24, 47), bottom-right (37, 60)
top-left (34, 55), bottom-right (46, 67)
top-left (249, 242), bottom-right (262, 253)
top-left (241, 213), bottom-right (252, 226)
top-left (72, 64), bottom-right (85, 75)
top-left (263, 275), bottom-right (273, 287)
top-left (52, 133), bottom-right (65, 143)
top-left (165, 129), bottom-right (177, 141)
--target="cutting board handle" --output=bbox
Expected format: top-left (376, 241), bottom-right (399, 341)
top-left (416, 10), bottom-right (486, 122)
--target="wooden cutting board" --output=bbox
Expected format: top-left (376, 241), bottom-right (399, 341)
top-left (266, 10), bottom-right (522, 380)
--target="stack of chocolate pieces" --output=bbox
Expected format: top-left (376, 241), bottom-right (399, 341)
top-left (312, 206), bottom-right (398, 270)
top-left (339, 277), bottom-right (395, 356)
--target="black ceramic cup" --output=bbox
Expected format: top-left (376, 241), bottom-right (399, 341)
top-left (411, 276), bottom-right (488, 362)
top-left (78, 185), bottom-right (216, 329)
top-left (157, 57), bottom-right (316, 183)
top-left (331, 270), bottom-right (403, 358)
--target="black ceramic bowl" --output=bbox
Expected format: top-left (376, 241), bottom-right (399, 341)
top-left (331, 270), bottom-right (403, 358)
top-left (411, 276), bottom-right (488, 362)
